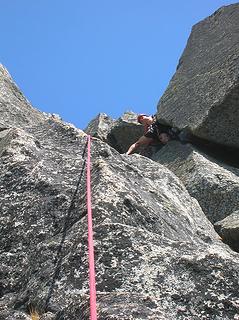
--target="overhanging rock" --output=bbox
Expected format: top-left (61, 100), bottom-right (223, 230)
top-left (157, 3), bottom-right (239, 148)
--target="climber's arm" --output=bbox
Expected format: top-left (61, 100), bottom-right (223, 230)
top-left (126, 136), bottom-right (153, 155)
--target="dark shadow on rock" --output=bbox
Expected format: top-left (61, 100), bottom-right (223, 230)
top-left (183, 134), bottom-right (239, 170)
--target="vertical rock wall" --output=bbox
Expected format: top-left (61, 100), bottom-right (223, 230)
top-left (157, 4), bottom-right (239, 148)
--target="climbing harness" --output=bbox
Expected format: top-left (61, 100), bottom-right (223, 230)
top-left (86, 134), bottom-right (97, 319)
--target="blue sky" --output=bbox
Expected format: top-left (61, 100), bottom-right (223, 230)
top-left (0, 0), bottom-right (237, 130)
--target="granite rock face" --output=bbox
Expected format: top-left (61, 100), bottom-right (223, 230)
top-left (157, 3), bottom-right (239, 148)
top-left (0, 64), bottom-right (45, 130)
top-left (107, 111), bottom-right (144, 153)
top-left (1, 124), bottom-right (239, 320)
top-left (84, 113), bottom-right (115, 142)
top-left (152, 141), bottom-right (239, 224)
top-left (1, 67), bottom-right (239, 319)
top-left (85, 111), bottom-right (147, 154)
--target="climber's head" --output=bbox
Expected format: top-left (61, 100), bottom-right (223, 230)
top-left (137, 114), bottom-right (154, 125)
top-left (137, 114), bottom-right (147, 123)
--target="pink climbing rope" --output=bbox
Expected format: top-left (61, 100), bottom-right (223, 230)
top-left (86, 135), bottom-right (97, 319)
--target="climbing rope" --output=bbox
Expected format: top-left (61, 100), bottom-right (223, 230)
top-left (43, 135), bottom-right (97, 319)
top-left (44, 138), bottom-right (88, 311)
top-left (86, 135), bottom-right (97, 319)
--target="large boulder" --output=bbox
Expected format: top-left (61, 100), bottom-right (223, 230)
top-left (1, 64), bottom-right (239, 319)
top-left (152, 141), bottom-right (239, 224)
top-left (157, 3), bottom-right (239, 148)
top-left (1, 123), bottom-right (239, 320)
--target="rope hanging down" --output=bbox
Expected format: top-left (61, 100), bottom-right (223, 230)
top-left (44, 139), bottom-right (88, 312)
top-left (86, 135), bottom-right (97, 320)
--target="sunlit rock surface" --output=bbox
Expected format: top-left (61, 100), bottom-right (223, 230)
top-left (0, 67), bottom-right (238, 318)
top-left (84, 113), bottom-right (115, 142)
top-left (152, 141), bottom-right (239, 224)
top-left (157, 4), bottom-right (239, 148)
top-left (0, 64), bottom-right (45, 130)
top-left (1, 121), bottom-right (239, 319)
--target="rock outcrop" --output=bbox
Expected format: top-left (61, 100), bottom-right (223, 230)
top-left (84, 113), bottom-right (115, 142)
top-left (1, 66), bottom-right (239, 319)
top-left (152, 141), bottom-right (239, 224)
top-left (85, 111), bottom-right (147, 154)
top-left (1, 118), bottom-right (239, 319)
top-left (157, 3), bottom-right (239, 148)
top-left (0, 64), bottom-right (45, 130)
top-left (107, 111), bottom-right (144, 153)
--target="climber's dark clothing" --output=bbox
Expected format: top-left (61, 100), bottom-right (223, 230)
top-left (144, 119), bottom-right (179, 141)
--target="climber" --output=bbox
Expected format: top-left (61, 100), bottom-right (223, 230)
top-left (126, 114), bottom-right (180, 155)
